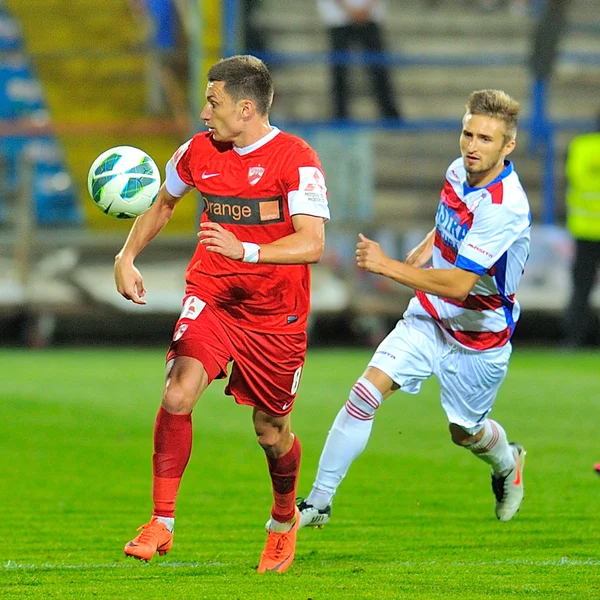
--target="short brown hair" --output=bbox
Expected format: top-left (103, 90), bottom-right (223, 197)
top-left (465, 89), bottom-right (520, 143)
top-left (207, 55), bottom-right (274, 115)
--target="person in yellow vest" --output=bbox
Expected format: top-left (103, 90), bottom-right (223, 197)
top-left (564, 113), bottom-right (600, 349)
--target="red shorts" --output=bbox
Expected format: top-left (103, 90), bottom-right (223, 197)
top-left (166, 295), bottom-right (307, 416)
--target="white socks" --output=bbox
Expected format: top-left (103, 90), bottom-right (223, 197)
top-left (156, 516), bottom-right (175, 532)
top-left (307, 378), bottom-right (383, 509)
top-left (467, 419), bottom-right (516, 475)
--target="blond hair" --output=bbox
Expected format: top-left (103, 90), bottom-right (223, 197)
top-left (465, 89), bottom-right (520, 143)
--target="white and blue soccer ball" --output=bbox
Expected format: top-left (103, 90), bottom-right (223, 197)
top-left (87, 146), bottom-right (161, 219)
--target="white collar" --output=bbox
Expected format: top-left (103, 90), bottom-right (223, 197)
top-left (234, 127), bottom-right (280, 155)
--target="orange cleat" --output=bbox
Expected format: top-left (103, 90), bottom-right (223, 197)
top-left (257, 507), bottom-right (300, 573)
top-left (123, 517), bottom-right (173, 562)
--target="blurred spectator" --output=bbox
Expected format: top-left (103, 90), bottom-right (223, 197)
top-left (130, 0), bottom-right (187, 120)
top-left (563, 113), bottom-right (600, 349)
top-left (530, 0), bottom-right (568, 82)
top-left (317, 0), bottom-right (401, 120)
top-left (241, 0), bottom-right (267, 54)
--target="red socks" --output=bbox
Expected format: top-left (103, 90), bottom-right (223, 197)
top-left (266, 435), bottom-right (302, 523)
top-left (152, 407), bottom-right (192, 518)
top-left (151, 406), bottom-right (301, 524)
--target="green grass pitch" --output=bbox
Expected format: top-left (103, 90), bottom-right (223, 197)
top-left (1, 347), bottom-right (599, 599)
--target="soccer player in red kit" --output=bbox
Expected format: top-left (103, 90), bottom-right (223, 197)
top-left (115, 55), bottom-right (330, 572)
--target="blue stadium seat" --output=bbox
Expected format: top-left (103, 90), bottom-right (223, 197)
top-left (0, 57), bottom-right (46, 119)
top-left (0, 9), bottom-right (24, 52)
top-left (25, 140), bottom-right (82, 226)
top-left (0, 139), bottom-right (82, 226)
top-left (0, 12), bottom-right (81, 227)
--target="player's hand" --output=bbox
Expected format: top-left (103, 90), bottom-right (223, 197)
top-left (198, 221), bottom-right (244, 260)
top-left (356, 233), bottom-right (390, 274)
top-left (114, 259), bottom-right (147, 305)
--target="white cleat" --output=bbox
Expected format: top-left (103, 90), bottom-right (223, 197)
top-left (297, 499), bottom-right (331, 529)
top-left (492, 442), bottom-right (526, 522)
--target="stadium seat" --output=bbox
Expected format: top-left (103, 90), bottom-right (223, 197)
top-left (0, 56), bottom-right (46, 119)
top-left (0, 8), bottom-right (23, 52)
top-left (0, 51), bottom-right (81, 226)
top-left (23, 140), bottom-right (82, 226)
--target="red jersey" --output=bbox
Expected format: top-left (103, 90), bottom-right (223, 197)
top-left (165, 128), bottom-right (330, 334)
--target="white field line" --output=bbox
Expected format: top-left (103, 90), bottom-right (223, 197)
top-left (2, 558), bottom-right (600, 571)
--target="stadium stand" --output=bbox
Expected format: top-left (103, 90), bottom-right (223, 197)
top-left (0, 5), bottom-right (81, 227)
top-left (0, 0), bottom-right (598, 345)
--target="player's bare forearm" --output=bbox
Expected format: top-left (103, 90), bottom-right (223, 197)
top-left (356, 233), bottom-right (479, 301)
top-left (113, 187), bottom-right (180, 304)
top-left (198, 214), bottom-right (325, 264)
top-left (406, 227), bottom-right (435, 267)
top-left (258, 230), bottom-right (324, 264)
top-left (376, 260), bottom-right (476, 301)
top-left (115, 186), bottom-right (179, 263)
top-left (259, 214), bottom-right (325, 264)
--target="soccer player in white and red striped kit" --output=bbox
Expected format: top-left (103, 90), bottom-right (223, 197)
top-left (115, 55), bottom-right (329, 571)
top-left (299, 89), bottom-right (530, 529)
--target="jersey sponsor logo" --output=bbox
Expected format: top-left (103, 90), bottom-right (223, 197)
top-left (203, 194), bottom-right (284, 224)
top-left (436, 201), bottom-right (469, 251)
top-left (298, 167), bottom-right (327, 204)
top-left (248, 166), bottom-right (265, 185)
top-left (374, 349), bottom-right (396, 360)
top-left (287, 315), bottom-right (298, 324)
top-left (467, 242), bottom-right (493, 258)
top-left (201, 171), bottom-right (220, 179)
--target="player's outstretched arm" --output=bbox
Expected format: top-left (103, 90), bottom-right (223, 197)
top-left (356, 233), bottom-right (480, 302)
top-left (405, 227), bottom-right (436, 268)
top-left (114, 185), bottom-right (181, 304)
top-left (198, 214), bottom-right (325, 265)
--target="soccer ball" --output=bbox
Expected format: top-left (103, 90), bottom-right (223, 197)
top-left (87, 146), bottom-right (161, 219)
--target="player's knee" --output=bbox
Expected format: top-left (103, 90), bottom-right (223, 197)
top-left (162, 383), bottom-right (194, 414)
top-left (448, 423), bottom-right (477, 446)
top-left (346, 377), bottom-right (383, 419)
top-left (255, 423), bottom-right (288, 456)
top-left (256, 433), bottom-right (276, 453)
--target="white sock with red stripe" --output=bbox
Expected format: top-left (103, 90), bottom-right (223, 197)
top-left (467, 419), bottom-right (515, 475)
top-left (307, 377), bottom-right (383, 509)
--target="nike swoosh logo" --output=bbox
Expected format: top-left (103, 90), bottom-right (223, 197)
top-left (267, 557), bottom-right (291, 571)
top-left (201, 172), bottom-right (220, 179)
top-left (512, 455), bottom-right (522, 486)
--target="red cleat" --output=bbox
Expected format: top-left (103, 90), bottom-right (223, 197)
top-left (124, 517), bottom-right (173, 562)
top-left (258, 507), bottom-right (300, 573)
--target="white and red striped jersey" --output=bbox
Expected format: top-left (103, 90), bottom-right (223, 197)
top-left (414, 157), bottom-right (531, 350)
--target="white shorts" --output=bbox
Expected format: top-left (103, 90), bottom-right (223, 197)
top-left (368, 299), bottom-right (512, 431)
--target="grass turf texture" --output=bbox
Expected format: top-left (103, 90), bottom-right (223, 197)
top-left (1, 348), bottom-right (599, 599)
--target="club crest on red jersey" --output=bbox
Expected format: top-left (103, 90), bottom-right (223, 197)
top-left (248, 166), bottom-right (265, 186)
